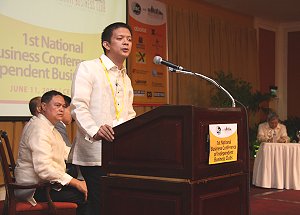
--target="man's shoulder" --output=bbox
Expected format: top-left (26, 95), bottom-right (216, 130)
top-left (22, 117), bottom-right (50, 140)
top-left (30, 116), bottom-right (51, 130)
top-left (55, 121), bottom-right (65, 131)
top-left (278, 123), bottom-right (287, 129)
top-left (258, 122), bottom-right (268, 127)
top-left (76, 59), bottom-right (101, 76)
top-left (79, 58), bottom-right (99, 66)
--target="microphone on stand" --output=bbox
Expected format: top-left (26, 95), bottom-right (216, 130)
top-left (153, 56), bottom-right (184, 71)
top-left (153, 56), bottom-right (236, 107)
top-left (153, 56), bottom-right (252, 168)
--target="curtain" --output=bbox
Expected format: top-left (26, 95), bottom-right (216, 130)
top-left (167, 6), bottom-right (259, 107)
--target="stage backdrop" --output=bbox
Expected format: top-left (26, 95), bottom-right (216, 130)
top-left (128, 0), bottom-right (168, 106)
top-left (0, 0), bottom-right (126, 116)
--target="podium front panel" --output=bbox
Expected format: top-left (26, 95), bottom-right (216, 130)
top-left (100, 173), bottom-right (249, 215)
top-left (102, 105), bottom-right (249, 180)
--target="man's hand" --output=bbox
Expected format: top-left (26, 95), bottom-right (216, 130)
top-left (69, 178), bottom-right (88, 201)
top-left (277, 138), bottom-right (286, 143)
top-left (93, 124), bottom-right (114, 142)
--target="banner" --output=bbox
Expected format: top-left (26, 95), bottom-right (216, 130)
top-left (128, 0), bottom-right (168, 105)
top-left (0, 0), bottom-right (126, 116)
top-left (209, 123), bottom-right (238, 164)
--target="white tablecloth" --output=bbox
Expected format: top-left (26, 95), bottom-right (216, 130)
top-left (252, 142), bottom-right (300, 190)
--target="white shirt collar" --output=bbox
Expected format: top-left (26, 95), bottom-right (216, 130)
top-left (100, 54), bottom-right (126, 74)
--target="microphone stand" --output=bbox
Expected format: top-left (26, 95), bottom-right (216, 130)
top-left (168, 67), bottom-right (236, 107)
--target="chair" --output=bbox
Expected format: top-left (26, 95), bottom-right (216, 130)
top-left (0, 131), bottom-right (16, 176)
top-left (0, 130), bottom-right (77, 215)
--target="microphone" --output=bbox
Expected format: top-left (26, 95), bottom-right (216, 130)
top-left (153, 55), bottom-right (236, 107)
top-left (153, 56), bottom-right (183, 71)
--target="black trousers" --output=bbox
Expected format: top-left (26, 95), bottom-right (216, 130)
top-left (34, 184), bottom-right (88, 215)
top-left (79, 166), bottom-right (106, 215)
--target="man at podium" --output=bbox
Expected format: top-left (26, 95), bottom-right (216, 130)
top-left (70, 22), bottom-right (136, 215)
top-left (257, 111), bottom-right (290, 143)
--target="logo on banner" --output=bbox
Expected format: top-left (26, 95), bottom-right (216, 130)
top-left (153, 92), bottom-right (165, 97)
top-left (134, 90), bottom-right (145, 97)
top-left (134, 79), bottom-right (147, 85)
top-left (209, 123), bottom-right (238, 164)
top-left (147, 5), bottom-right (164, 20)
top-left (136, 36), bottom-right (145, 49)
top-left (136, 52), bottom-right (146, 63)
top-left (132, 2), bottom-right (142, 15)
top-left (152, 69), bottom-right (163, 77)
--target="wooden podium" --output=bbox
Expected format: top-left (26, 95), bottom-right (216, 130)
top-left (101, 105), bottom-right (250, 215)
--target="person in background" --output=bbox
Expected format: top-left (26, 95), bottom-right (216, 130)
top-left (21, 96), bottom-right (42, 135)
top-left (14, 90), bottom-right (88, 215)
top-left (55, 94), bottom-right (82, 179)
top-left (55, 95), bottom-right (72, 147)
top-left (29, 96), bottom-right (42, 117)
top-left (70, 22), bottom-right (136, 214)
top-left (257, 111), bottom-right (290, 143)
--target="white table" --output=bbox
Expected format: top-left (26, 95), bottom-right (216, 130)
top-left (252, 142), bottom-right (300, 190)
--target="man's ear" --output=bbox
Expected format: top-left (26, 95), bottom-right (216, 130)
top-left (36, 105), bottom-right (42, 114)
top-left (102, 41), bottom-right (110, 51)
top-left (41, 102), bottom-right (46, 112)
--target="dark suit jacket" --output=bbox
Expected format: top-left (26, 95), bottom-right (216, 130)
top-left (55, 121), bottom-right (71, 147)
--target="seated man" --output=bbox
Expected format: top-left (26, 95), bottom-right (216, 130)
top-left (257, 111), bottom-right (290, 143)
top-left (14, 90), bottom-right (87, 215)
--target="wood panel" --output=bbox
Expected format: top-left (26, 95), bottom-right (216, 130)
top-left (259, 28), bottom-right (276, 94)
top-left (287, 31), bottom-right (300, 117)
top-left (258, 28), bottom-right (276, 120)
top-left (101, 173), bottom-right (249, 215)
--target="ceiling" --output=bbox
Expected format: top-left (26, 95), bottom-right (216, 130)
top-left (201, 0), bottom-right (300, 23)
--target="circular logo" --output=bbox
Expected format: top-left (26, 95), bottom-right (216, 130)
top-left (132, 2), bottom-right (141, 15)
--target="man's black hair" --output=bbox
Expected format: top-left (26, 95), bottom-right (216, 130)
top-left (41, 90), bottom-right (64, 104)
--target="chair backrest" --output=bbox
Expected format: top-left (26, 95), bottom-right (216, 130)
top-left (0, 138), bottom-right (17, 215)
top-left (0, 139), bottom-right (14, 186)
top-left (0, 130), bottom-right (16, 174)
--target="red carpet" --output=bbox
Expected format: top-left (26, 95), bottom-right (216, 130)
top-left (255, 189), bottom-right (300, 202)
top-left (1, 187), bottom-right (300, 215)
top-left (251, 186), bottom-right (300, 215)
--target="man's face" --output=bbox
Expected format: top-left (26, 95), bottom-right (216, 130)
top-left (268, 118), bottom-right (279, 129)
top-left (104, 27), bottom-right (132, 59)
top-left (41, 95), bottom-right (65, 125)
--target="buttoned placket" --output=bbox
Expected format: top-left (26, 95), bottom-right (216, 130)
top-left (115, 69), bottom-right (125, 111)
top-left (101, 59), bottom-right (126, 120)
